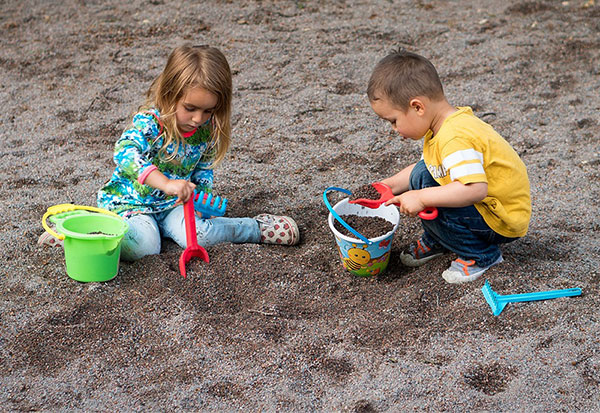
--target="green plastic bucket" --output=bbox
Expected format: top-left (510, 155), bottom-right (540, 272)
top-left (42, 205), bottom-right (129, 282)
top-left (323, 187), bottom-right (400, 277)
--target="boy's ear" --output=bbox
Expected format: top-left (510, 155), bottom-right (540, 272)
top-left (409, 98), bottom-right (426, 115)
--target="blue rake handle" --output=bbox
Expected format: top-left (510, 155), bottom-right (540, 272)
top-left (497, 288), bottom-right (582, 303)
top-left (322, 187), bottom-right (372, 245)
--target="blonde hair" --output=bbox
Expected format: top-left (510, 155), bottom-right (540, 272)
top-left (367, 49), bottom-right (444, 111)
top-left (142, 44), bottom-right (232, 165)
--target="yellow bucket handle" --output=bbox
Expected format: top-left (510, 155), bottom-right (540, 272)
top-left (41, 204), bottom-right (122, 240)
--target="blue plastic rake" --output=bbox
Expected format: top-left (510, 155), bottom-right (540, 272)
top-left (482, 280), bottom-right (582, 316)
top-left (193, 190), bottom-right (227, 217)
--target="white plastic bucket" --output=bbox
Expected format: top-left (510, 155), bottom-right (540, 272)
top-left (324, 189), bottom-right (399, 276)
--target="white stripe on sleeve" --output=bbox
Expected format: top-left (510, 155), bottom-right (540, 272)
top-left (449, 163), bottom-right (485, 181)
top-left (442, 149), bottom-right (484, 170)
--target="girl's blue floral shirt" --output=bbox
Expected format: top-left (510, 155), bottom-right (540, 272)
top-left (97, 108), bottom-right (214, 217)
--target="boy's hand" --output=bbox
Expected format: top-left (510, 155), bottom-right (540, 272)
top-left (164, 179), bottom-right (196, 203)
top-left (386, 190), bottom-right (426, 217)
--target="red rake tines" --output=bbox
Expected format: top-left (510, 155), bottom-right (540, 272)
top-left (179, 196), bottom-right (209, 278)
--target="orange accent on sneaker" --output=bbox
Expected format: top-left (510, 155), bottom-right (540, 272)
top-left (454, 259), bottom-right (476, 276)
top-left (414, 240), bottom-right (430, 257)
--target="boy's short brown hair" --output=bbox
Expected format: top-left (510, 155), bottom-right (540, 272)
top-left (367, 49), bottom-right (444, 110)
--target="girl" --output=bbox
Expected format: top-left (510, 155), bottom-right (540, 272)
top-left (40, 45), bottom-right (299, 260)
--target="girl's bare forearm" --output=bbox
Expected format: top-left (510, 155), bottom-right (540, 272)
top-left (143, 170), bottom-right (170, 192)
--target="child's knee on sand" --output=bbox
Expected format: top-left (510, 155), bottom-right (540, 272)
top-left (120, 214), bottom-right (161, 262)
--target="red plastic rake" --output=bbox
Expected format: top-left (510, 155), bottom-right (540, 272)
top-left (179, 196), bottom-right (209, 278)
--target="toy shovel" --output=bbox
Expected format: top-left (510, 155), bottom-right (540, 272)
top-left (179, 195), bottom-right (209, 278)
top-left (482, 280), bottom-right (582, 316)
top-left (349, 182), bottom-right (438, 220)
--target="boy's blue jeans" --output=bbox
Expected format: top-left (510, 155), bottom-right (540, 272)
top-left (120, 205), bottom-right (261, 262)
top-left (410, 160), bottom-right (517, 267)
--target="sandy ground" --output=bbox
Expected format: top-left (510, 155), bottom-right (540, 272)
top-left (1, 0), bottom-right (599, 411)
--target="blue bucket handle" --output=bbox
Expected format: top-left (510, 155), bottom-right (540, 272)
top-left (323, 187), bottom-right (373, 245)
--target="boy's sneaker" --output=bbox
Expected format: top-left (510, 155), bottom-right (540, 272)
top-left (254, 214), bottom-right (299, 246)
top-left (400, 238), bottom-right (446, 267)
top-left (441, 254), bottom-right (504, 284)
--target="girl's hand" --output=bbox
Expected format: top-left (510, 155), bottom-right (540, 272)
top-left (164, 179), bottom-right (196, 203)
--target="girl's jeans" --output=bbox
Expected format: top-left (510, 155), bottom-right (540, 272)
top-left (410, 159), bottom-right (517, 267)
top-left (120, 205), bottom-right (261, 262)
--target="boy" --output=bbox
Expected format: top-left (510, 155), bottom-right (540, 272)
top-left (367, 49), bottom-right (531, 283)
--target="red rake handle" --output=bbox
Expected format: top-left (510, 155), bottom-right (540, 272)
top-left (418, 207), bottom-right (438, 220)
top-left (179, 196), bottom-right (209, 278)
top-left (183, 197), bottom-right (199, 248)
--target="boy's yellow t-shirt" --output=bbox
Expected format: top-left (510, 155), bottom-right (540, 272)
top-left (422, 106), bottom-right (531, 238)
